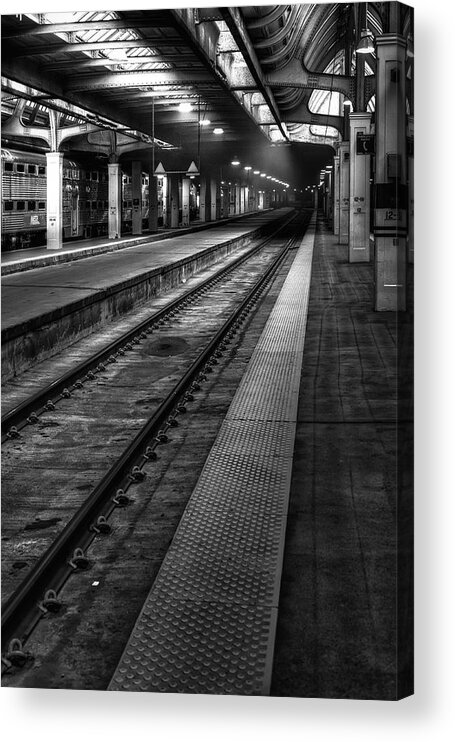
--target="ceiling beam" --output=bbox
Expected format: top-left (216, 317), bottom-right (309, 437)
top-left (64, 70), bottom-right (217, 92)
top-left (2, 18), bottom-right (176, 39)
top-left (41, 54), bottom-right (195, 71)
top-left (3, 38), bottom-right (186, 58)
top-left (266, 58), bottom-right (356, 100)
top-left (219, 7), bottom-right (287, 139)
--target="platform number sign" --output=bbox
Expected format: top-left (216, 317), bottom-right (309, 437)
top-left (356, 133), bottom-right (375, 155)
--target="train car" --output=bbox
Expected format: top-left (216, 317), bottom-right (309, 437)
top-left (1, 148), bottom-right (149, 251)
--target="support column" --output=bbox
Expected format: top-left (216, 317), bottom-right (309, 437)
top-left (108, 162), bottom-right (122, 239)
top-left (349, 112), bottom-right (372, 261)
top-left (148, 173), bottom-right (158, 231)
top-left (169, 173), bottom-right (179, 228)
top-left (407, 116), bottom-right (414, 264)
top-left (199, 176), bottom-right (211, 221)
top-left (333, 153), bottom-right (340, 238)
top-left (240, 186), bottom-right (246, 213)
top-left (181, 177), bottom-right (190, 227)
top-left (132, 160), bottom-right (142, 235)
top-left (339, 142), bottom-right (350, 244)
top-left (46, 151), bottom-right (63, 250)
top-left (235, 185), bottom-right (241, 214)
top-left (374, 34), bottom-right (407, 311)
top-left (210, 178), bottom-right (217, 221)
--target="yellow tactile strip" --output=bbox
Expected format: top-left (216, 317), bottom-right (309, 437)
top-left (109, 214), bottom-right (316, 695)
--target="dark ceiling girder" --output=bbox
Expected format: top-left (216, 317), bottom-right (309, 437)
top-left (168, 8), bottom-right (271, 144)
top-left (219, 7), bottom-right (286, 138)
top-left (265, 58), bottom-right (357, 100)
top-left (3, 38), bottom-right (187, 57)
top-left (1, 58), bottom-right (149, 137)
top-left (65, 70), bottom-right (217, 92)
top-left (1, 18), bottom-right (176, 39)
top-left (41, 54), bottom-right (196, 71)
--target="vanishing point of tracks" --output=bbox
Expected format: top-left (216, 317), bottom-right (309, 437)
top-left (1, 210), bottom-right (311, 684)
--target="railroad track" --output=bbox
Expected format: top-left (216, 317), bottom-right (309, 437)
top-left (1, 210), bottom-right (311, 679)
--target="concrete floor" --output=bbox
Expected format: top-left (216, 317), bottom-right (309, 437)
top-left (271, 216), bottom-right (413, 700)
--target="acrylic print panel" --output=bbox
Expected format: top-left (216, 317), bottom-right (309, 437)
top-left (1, 1), bottom-right (413, 700)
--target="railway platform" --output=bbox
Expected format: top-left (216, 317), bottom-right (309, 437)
top-left (2, 208), bottom-right (293, 381)
top-left (106, 213), bottom-right (408, 699)
top-left (1, 210), bottom-right (272, 277)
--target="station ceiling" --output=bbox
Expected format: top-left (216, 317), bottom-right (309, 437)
top-left (1, 4), bottom-right (410, 186)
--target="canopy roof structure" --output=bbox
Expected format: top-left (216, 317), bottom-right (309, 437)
top-left (1, 4), bottom-right (413, 180)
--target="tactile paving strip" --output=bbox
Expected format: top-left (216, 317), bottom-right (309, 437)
top-left (109, 215), bottom-right (317, 695)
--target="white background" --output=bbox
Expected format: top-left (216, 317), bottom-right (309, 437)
top-left (1, 1), bottom-right (453, 739)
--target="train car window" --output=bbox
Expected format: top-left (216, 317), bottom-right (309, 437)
top-left (16, 200), bottom-right (25, 210)
top-left (16, 164), bottom-right (25, 173)
top-left (4, 201), bottom-right (14, 211)
top-left (91, 172), bottom-right (99, 182)
top-left (127, 200), bottom-right (132, 208)
top-left (91, 201), bottom-right (97, 210)
top-left (28, 165), bottom-right (37, 175)
top-left (28, 200), bottom-right (36, 211)
top-left (38, 166), bottom-right (46, 175)
top-left (4, 162), bottom-right (13, 172)
top-left (98, 201), bottom-right (103, 209)
top-left (38, 201), bottom-right (45, 210)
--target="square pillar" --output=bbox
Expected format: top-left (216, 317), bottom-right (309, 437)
top-left (240, 187), bottom-right (246, 213)
top-left (349, 112), bottom-right (372, 262)
top-left (132, 160), bottom-right (142, 235)
top-left (339, 142), bottom-right (350, 244)
top-left (199, 176), bottom-right (212, 222)
top-left (407, 116), bottom-right (414, 264)
top-left (148, 173), bottom-right (158, 231)
top-left (181, 177), bottom-right (190, 227)
top-left (46, 152), bottom-right (63, 250)
top-left (374, 34), bottom-right (407, 311)
top-left (235, 185), bottom-right (241, 214)
top-left (210, 178), bottom-right (217, 221)
top-left (169, 173), bottom-right (179, 228)
top-left (333, 154), bottom-right (340, 237)
top-left (108, 162), bottom-right (122, 239)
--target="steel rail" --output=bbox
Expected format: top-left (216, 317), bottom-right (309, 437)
top-left (2, 211), bottom-right (295, 442)
top-left (1, 213), bottom-right (309, 665)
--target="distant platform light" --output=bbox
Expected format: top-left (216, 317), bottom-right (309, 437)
top-left (213, 127), bottom-right (224, 135)
top-left (179, 102), bottom-right (193, 113)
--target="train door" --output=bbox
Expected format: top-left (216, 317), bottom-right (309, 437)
top-left (71, 185), bottom-right (79, 236)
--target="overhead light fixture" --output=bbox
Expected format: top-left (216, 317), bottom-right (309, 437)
top-left (199, 119), bottom-right (211, 126)
top-left (253, 170), bottom-right (260, 175)
top-left (231, 157), bottom-right (240, 166)
top-left (266, 176), bottom-right (272, 179)
top-left (178, 102), bottom-right (193, 113)
top-left (355, 29), bottom-right (375, 54)
top-left (213, 127), bottom-right (224, 135)
top-left (244, 166), bottom-right (252, 171)
top-left (260, 173), bottom-right (266, 177)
